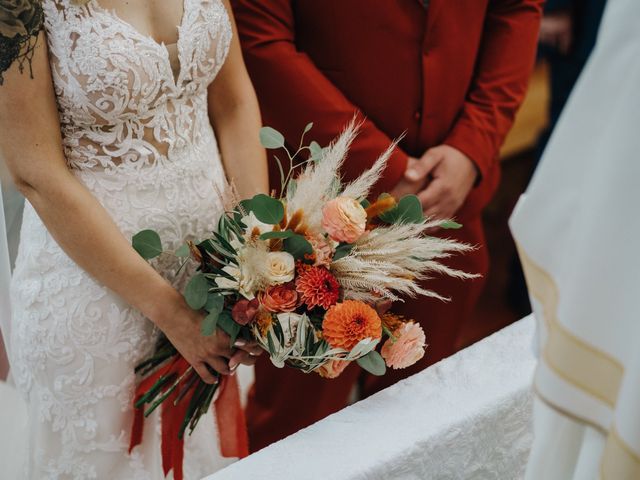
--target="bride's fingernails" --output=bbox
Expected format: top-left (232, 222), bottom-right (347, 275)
top-left (234, 340), bottom-right (247, 347)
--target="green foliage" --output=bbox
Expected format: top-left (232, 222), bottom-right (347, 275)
top-left (259, 126), bottom-right (285, 149)
top-left (243, 194), bottom-right (285, 225)
top-left (440, 220), bottom-right (463, 230)
top-left (259, 230), bottom-right (296, 240)
top-left (132, 230), bottom-right (163, 260)
top-left (357, 350), bottom-right (387, 376)
top-left (174, 244), bottom-right (190, 257)
top-left (309, 141), bottom-right (323, 163)
top-left (184, 273), bottom-right (209, 310)
top-left (283, 234), bottom-right (313, 260)
top-left (379, 195), bottom-right (423, 224)
top-left (333, 243), bottom-right (354, 261)
top-left (218, 310), bottom-right (242, 346)
top-left (201, 311), bottom-right (218, 336)
top-left (205, 293), bottom-right (224, 313)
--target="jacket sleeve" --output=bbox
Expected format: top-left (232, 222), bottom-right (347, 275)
top-left (444, 0), bottom-right (544, 184)
top-left (230, 0), bottom-right (408, 196)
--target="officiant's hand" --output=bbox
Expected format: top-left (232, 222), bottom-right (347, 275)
top-left (406, 145), bottom-right (478, 220)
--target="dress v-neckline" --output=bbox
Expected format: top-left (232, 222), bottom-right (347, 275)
top-left (89, 0), bottom-right (189, 88)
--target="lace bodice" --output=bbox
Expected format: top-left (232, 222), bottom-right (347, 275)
top-left (43, 0), bottom-right (231, 179)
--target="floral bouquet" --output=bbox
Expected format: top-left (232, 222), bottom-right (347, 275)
top-left (129, 121), bottom-right (474, 455)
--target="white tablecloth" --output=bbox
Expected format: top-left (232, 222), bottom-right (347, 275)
top-left (206, 316), bottom-right (536, 480)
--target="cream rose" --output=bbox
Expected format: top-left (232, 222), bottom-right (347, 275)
top-left (265, 251), bottom-right (295, 285)
top-left (321, 196), bottom-right (367, 243)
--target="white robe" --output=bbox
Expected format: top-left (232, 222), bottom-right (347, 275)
top-left (510, 0), bottom-right (640, 477)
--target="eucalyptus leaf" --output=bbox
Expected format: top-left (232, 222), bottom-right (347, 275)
top-left (379, 195), bottom-right (423, 224)
top-left (309, 141), bottom-right (323, 163)
top-left (259, 126), bottom-right (285, 149)
top-left (201, 310), bottom-right (219, 336)
top-left (218, 311), bottom-right (242, 347)
top-left (205, 293), bottom-right (224, 313)
top-left (333, 243), bottom-right (354, 261)
top-left (184, 274), bottom-right (209, 310)
top-left (132, 230), bottom-right (163, 260)
top-left (259, 230), bottom-right (295, 240)
top-left (175, 244), bottom-right (190, 258)
top-left (283, 234), bottom-right (313, 260)
top-left (246, 194), bottom-right (284, 225)
top-left (357, 350), bottom-right (387, 376)
top-left (440, 220), bottom-right (463, 230)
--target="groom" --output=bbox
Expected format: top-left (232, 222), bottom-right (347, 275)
top-left (232, 0), bottom-right (543, 451)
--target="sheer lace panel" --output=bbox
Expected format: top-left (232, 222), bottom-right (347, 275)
top-left (42, 0), bottom-right (231, 172)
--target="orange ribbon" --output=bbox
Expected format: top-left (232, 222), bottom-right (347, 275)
top-left (129, 356), bottom-right (249, 480)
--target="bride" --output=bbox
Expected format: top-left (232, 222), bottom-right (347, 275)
top-left (0, 0), bottom-right (268, 478)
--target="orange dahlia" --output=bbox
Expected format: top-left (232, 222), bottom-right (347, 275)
top-left (295, 265), bottom-right (340, 310)
top-left (322, 300), bottom-right (382, 350)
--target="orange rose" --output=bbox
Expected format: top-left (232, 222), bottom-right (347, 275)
top-left (259, 283), bottom-right (298, 313)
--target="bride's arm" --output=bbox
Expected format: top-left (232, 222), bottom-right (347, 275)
top-left (0, 31), bottom-right (250, 383)
top-left (207, 0), bottom-right (269, 200)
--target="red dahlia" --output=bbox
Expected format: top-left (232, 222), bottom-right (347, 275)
top-left (295, 265), bottom-right (340, 310)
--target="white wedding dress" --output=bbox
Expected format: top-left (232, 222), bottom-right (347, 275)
top-left (8, 0), bottom-right (235, 478)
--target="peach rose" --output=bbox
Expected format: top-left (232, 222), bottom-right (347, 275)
top-left (316, 359), bottom-right (350, 379)
top-left (321, 196), bottom-right (367, 243)
top-left (380, 321), bottom-right (426, 369)
top-left (259, 283), bottom-right (298, 313)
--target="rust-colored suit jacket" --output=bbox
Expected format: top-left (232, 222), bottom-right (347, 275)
top-left (232, 0), bottom-right (543, 220)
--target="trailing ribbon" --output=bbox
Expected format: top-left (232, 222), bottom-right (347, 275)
top-left (129, 356), bottom-right (248, 480)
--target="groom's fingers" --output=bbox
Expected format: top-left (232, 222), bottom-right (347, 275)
top-left (405, 151), bottom-right (440, 182)
top-left (417, 178), bottom-right (444, 212)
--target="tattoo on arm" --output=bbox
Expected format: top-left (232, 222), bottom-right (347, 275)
top-left (0, 0), bottom-right (44, 85)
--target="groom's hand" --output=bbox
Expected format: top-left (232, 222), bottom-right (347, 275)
top-left (406, 145), bottom-right (478, 220)
top-left (389, 157), bottom-right (425, 199)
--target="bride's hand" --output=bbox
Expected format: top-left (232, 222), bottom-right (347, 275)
top-left (158, 301), bottom-right (262, 384)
